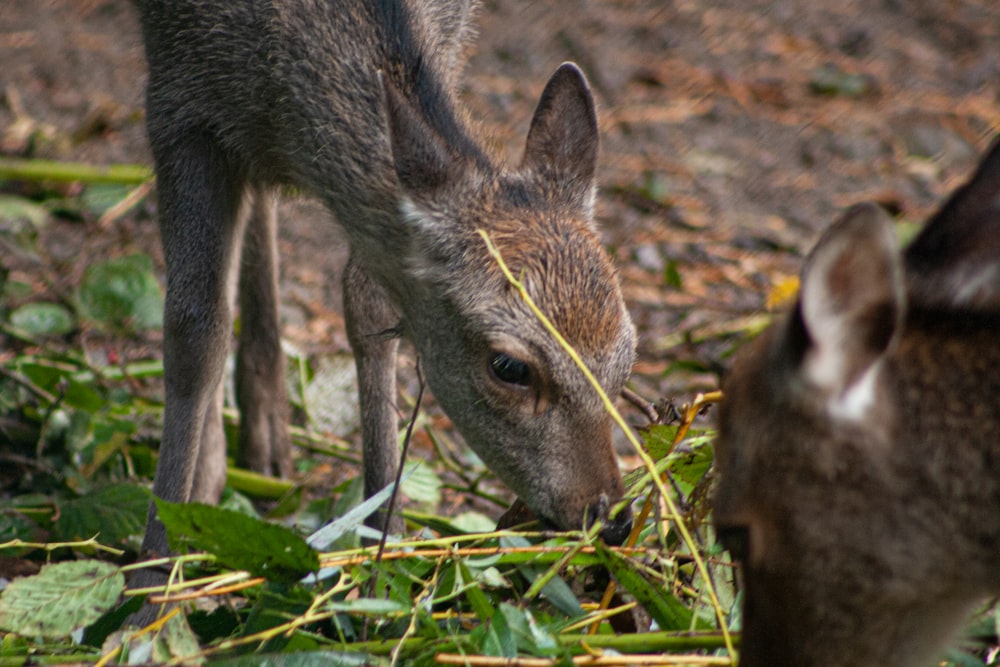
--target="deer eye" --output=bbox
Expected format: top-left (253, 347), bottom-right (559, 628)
top-left (489, 352), bottom-right (532, 386)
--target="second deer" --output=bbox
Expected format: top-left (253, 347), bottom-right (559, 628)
top-left (715, 138), bottom-right (1000, 666)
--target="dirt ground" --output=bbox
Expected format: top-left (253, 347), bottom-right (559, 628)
top-left (2, 0), bottom-right (998, 444)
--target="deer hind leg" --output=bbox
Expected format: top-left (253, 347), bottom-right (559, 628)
top-left (235, 185), bottom-right (291, 478)
top-left (343, 256), bottom-right (403, 534)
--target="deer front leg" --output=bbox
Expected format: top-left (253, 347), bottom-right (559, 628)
top-left (343, 257), bottom-right (403, 534)
top-left (139, 131), bottom-right (246, 566)
top-left (236, 185), bottom-right (291, 478)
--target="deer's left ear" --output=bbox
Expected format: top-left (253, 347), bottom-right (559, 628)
top-left (382, 72), bottom-right (456, 193)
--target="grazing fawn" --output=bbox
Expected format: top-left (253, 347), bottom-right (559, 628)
top-left (137, 0), bottom-right (637, 574)
top-left (715, 138), bottom-right (1000, 666)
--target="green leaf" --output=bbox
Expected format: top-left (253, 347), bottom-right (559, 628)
top-left (75, 253), bottom-right (164, 331)
top-left (595, 542), bottom-right (693, 631)
top-left (458, 560), bottom-right (495, 622)
top-left (8, 302), bottom-right (75, 337)
top-left (326, 598), bottom-right (409, 615)
top-left (155, 500), bottom-right (319, 582)
top-left (52, 484), bottom-right (149, 548)
top-left (643, 424), bottom-right (681, 460)
top-left (400, 461), bottom-right (441, 509)
top-left (207, 652), bottom-right (376, 667)
top-left (0, 195), bottom-right (48, 256)
top-left (0, 560), bottom-right (124, 637)
top-left (151, 612), bottom-right (203, 664)
top-left (81, 183), bottom-right (134, 216)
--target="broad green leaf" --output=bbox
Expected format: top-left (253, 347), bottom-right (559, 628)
top-left (0, 195), bottom-right (48, 256)
top-left (400, 461), bottom-right (441, 509)
top-left (449, 511), bottom-right (497, 534)
top-left (75, 253), bottom-right (164, 331)
top-left (595, 542), bottom-right (693, 630)
top-left (0, 560), bottom-right (124, 637)
top-left (155, 500), bottom-right (319, 582)
top-left (643, 424), bottom-right (681, 460)
top-left (52, 484), bottom-right (149, 548)
top-left (81, 183), bottom-right (134, 216)
top-left (8, 302), bottom-right (75, 337)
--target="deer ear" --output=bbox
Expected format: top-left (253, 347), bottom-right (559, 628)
top-left (795, 203), bottom-right (904, 413)
top-left (521, 63), bottom-right (599, 210)
top-left (905, 136), bottom-right (1000, 309)
top-left (382, 73), bottom-right (454, 193)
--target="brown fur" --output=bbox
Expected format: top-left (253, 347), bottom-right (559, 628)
top-left (136, 0), bottom-right (637, 600)
top-left (715, 138), bottom-right (1000, 666)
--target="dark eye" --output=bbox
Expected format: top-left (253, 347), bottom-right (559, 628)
top-left (489, 352), bottom-right (531, 386)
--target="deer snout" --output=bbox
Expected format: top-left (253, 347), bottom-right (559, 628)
top-left (596, 499), bottom-right (633, 545)
top-left (585, 493), bottom-right (633, 546)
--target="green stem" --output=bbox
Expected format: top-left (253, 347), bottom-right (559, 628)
top-left (0, 157), bottom-right (152, 185)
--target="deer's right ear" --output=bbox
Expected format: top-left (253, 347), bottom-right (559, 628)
top-left (795, 203), bottom-right (904, 417)
top-left (382, 73), bottom-right (455, 193)
top-left (521, 63), bottom-right (599, 213)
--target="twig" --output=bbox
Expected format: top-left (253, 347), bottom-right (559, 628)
top-left (621, 386), bottom-right (658, 424)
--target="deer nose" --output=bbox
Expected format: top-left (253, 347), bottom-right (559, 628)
top-left (594, 498), bottom-right (633, 546)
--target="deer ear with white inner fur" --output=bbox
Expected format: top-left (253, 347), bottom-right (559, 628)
top-left (797, 203), bottom-right (904, 418)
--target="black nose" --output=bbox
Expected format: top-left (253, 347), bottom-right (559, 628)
top-left (597, 501), bottom-right (633, 546)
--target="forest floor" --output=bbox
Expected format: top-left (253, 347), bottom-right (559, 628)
top-left (1, 0), bottom-right (998, 510)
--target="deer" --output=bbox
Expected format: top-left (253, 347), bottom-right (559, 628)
top-left (135, 0), bottom-right (637, 584)
top-left (714, 136), bottom-right (1000, 666)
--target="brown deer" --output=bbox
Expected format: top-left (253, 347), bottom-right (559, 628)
top-left (136, 0), bottom-right (636, 579)
top-left (714, 137), bottom-right (1000, 666)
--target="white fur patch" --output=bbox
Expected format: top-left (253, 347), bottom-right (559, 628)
top-left (952, 264), bottom-right (1000, 305)
top-left (827, 361), bottom-right (881, 423)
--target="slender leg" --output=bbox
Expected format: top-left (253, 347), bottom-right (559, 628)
top-left (343, 257), bottom-right (403, 533)
top-left (139, 130), bottom-right (246, 565)
top-left (236, 185), bottom-right (291, 477)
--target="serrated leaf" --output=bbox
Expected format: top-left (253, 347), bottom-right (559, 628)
top-left (595, 542), bottom-right (693, 631)
top-left (8, 302), bottom-right (75, 337)
top-left (52, 484), bottom-right (149, 547)
top-left (0, 560), bottom-right (124, 637)
top-left (75, 253), bottom-right (164, 331)
top-left (155, 500), bottom-right (319, 582)
top-left (643, 423), bottom-right (681, 460)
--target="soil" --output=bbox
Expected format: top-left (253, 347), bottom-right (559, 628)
top-left (1, 0), bottom-right (998, 497)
